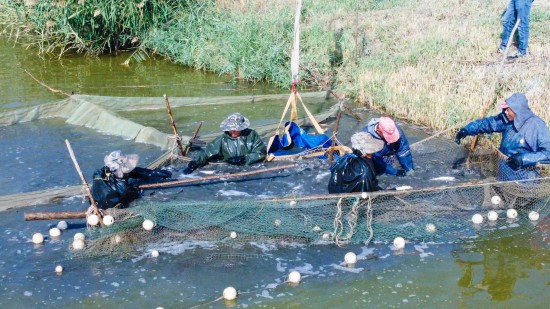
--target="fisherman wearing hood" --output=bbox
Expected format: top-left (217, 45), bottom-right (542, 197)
top-left (91, 151), bottom-right (172, 209)
top-left (183, 113), bottom-right (267, 174)
top-left (362, 116), bottom-right (414, 176)
top-left (455, 93), bottom-right (550, 180)
top-left (328, 132), bottom-right (383, 194)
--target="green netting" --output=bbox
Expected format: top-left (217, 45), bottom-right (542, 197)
top-left (74, 143), bottom-right (550, 257)
top-left (0, 92), bottom-right (334, 151)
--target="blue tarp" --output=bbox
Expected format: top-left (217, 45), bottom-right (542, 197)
top-left (268, 121), bottom-right (333, 157)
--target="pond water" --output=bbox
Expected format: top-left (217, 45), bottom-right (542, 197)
top-left (0, 38), bottom-right (548, 308)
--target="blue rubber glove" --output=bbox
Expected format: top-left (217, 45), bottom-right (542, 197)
top-left (183, 161), bottom-right (199, 174)
top-left (507, 153), bottom-right (523, 167)
top-left (226, 156), bottom-right (246, 166)
top-left (455, 128), bottom-right (468, 144)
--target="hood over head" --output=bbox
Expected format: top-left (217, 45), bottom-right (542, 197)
top-left (504, 93), bottom-right (534, 130)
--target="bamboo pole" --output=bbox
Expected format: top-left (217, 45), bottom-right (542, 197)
top-left (164, 94), bottom-right (185, 157)
top-left (466, 19), bottom-right (520, 167)
top-left (25, 211), bottom-right (87, 221)
top-left (139, 164), bottom-right (298, 189)
top-left (183, 121), bottom-right (202, 156)
top-left (65, 139), bottom-right (103, 223)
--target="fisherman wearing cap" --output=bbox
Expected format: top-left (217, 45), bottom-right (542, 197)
top-left (328, 132), bottom-right (384, 193)
top-left (455, 93), bottom-right (550, 181)
top-left (183, 113), bottom-right (267, 174)
top-left (363, 116), bottom-right (415, 176)
top-left (91, 151), bottom-right (172, 209)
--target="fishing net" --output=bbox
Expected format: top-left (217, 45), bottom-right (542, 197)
top-left (0, 92), bottom-right (337, 210)
top-left (3, 92), bottom-right (548, 257)
top-left (74, 141), bottom-right (550, 257)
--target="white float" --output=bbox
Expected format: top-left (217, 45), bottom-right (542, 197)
top-left (103, 215), bottom-right (114, 226)
top-left (230, 231), bottom-right (237, 239)
top-left (151, 250), bottom-right (159, 258)
top-left (528, 211), bottom-right (539, 221)
top-left (393, 237), bottom-right (406, 249)
top-left (55, 265), bottom-right (63, 273)
top-left (87, 214), bottom-right (99, 226)
top-left (289, 200), bottom-right (297, 207)
top-left (57, 221), bottom-right (68, 230)
top-left (73, 233), bottom-right (85, 241)
top-left (322, 232), bottom-right (330, 240)
top-left (49, 227), bottom-right (61, 238)
top-left (491, 195), bottom-right (501, 205)
top-left (344, 252), bottom-right (357, 265)
top-left (288, 271), bottom-right (301, 283)
top-left (142, 219), bottom-right (155, 231)
top-left (72, 239), bottom-right (85, 250)
top-left (487, 210), bottom-right (498, 221)
top-left (312, 226), bottom-right (321, 232)
top-left (274, 219), bottom-right (281, 226)
top-left (472, 214), bottom-right (483, 224)
top-left (361, 192), bottom-right (368, 199)
top-left (32, 233), bottom-right (44, 244)
top-left (223, 287), bottom-right (237, 301)
top-left (114, 234), bottom-right (122, 243)
top-left (425, 223), bottom-right (436, 233)
top-left (506, 208), bottom-right (518, 219)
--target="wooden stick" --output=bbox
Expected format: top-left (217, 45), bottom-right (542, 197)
top-left (24, 70), bottom-right (71, 97)
top-left (65, 139), bottom-right (103, 222)
top-left (329, 95), bottom-right (346, 161)
top-left (183, 121), bottom-right (203, 156)
top-left (466, 18), bottom-right (520, 167)
top-left (164, 94), bottom-right (185, 157)
top-left (139, 164), bottom-right (298, 189)
top-left (24, 211), bottom-right (87, 221)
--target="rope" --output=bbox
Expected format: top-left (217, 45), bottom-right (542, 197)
top-left (333, 197), bottom-right (344, 246)
top-left (332, 197), bottom-right (361, 246)
top-left (364, 195), bottom-right (374, 246)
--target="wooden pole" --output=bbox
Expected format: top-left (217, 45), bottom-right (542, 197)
top-left (183, 121), bottom-right (203, 156)
top-left (328, 95), bottom-right (346, 161)
top-left (466, 19), bottom-right (520, 167)
top-left (25, 211), bottom-right (87, 221)
top-left (164, 94), bottom-right (185, 157)
top-left (139, 164), bottom-right (298, 189)
top-left (65, 139), bottom-right (103, 223)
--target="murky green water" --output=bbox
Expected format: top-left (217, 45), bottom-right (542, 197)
top-left (0, 38), bottom-right (549, 308)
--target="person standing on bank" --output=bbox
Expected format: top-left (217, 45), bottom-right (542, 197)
top-left (183, 113), bottom-right (266, 174)
top-left (498, 0), bottom-right (534, 58)
top-left (455, 93), bottom-right (550, 180)
top-left (328, 132), bottom-right (384, 194)
top-left (363, 116), bottom-right (415, 176)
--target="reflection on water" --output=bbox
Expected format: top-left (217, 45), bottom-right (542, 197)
top-left (454, 229), bottom-right (550, 303)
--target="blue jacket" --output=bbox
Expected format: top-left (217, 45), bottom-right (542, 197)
top-left (462, 93), bottom-right (550, 180)
top-left (363, 118), bottom-right (414, 175)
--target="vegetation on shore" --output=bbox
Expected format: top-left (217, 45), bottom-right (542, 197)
top-left (1, 0), bottom-right (549, 130)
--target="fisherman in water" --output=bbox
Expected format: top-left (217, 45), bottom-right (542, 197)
top-left (91, 151), bottom-right (172, 209)
top-left (363, 116), bottom-right (415, 177)
top-left (455, 93), bottom-right (550, 181)
top-left (328, 131), bottom-right (384, 194)
top-left (183, 112), bottom-right (267, 174)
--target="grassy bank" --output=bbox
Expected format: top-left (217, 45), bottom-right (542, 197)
top-left (1, 0), bottom-right (549, 131)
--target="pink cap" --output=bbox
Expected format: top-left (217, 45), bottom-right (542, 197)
top-left (500, 101), bottom-right (509, 109)
top-left (378, 117), bottom-right (400, 144)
